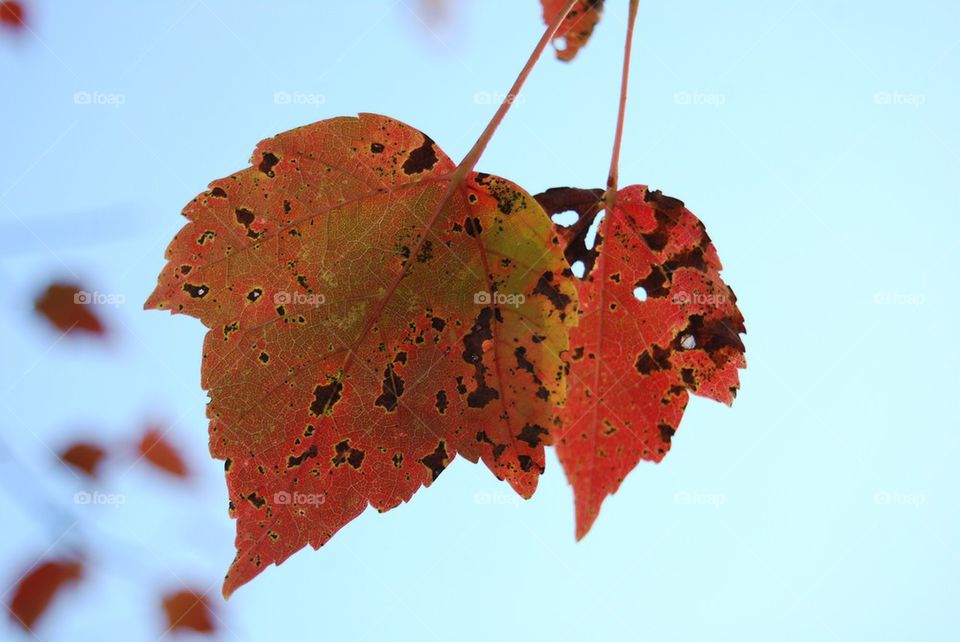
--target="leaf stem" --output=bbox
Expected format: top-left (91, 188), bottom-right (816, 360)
top-left (456, 0), bottom-right (581, 178)
top-left (604, 0), bottom-right (640, 207)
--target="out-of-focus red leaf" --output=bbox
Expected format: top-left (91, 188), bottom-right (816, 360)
top-left (537, 185), bottom-right (746, 538)
top-left (6, 559), bottom-right (83, 632)
top-left (0, 1), bottom-right (25, 31)
top-left (541, 0), bottom-right (603, 61)
top-left (138, 427), bottom-right (189, 478)
top-left (59, 441), bottom-right (106, 476)
top-left (34, 282), bottom-right (106, 336)
top-left (162, 590), bottom-right (215, 634)
top-left (418, 0), bottom-right (449, 28)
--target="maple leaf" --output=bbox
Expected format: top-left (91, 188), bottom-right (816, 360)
top-left (59, 441), bottom-right (107, 476)
top-left (6, 559), bottom-right (83, 632)
top-left (0, 1), bottom-right (25, 32)
top-left (536, 185), bottom-right (746, 539)
top-left (145, 113), bottom-right (576, 595)
top-left (162, 590), bottom-right (216, 634)
top-left (34, 282), bottom-right (106, 337)
top-left (138, 426), bottom-right (189, 478)
top-left (541, 0), bottom-right (603, 62)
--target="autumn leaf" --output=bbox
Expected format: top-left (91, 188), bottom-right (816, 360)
top-left (162, 590), bottom-right (216, 634)
top-left (145, 113), bottom-right (576, 595)
top-left (0, 1), bottom-right (25, 32)
top-left (34, 282), bottom-right (106, 336)
top-left (6, 559), bottom-right (83, 632)
top-left (537, 185), bottom-right (746, 539)
top-left (541, 0), bottom-right (603, 61)
top-left (59, 441), bottom-right (107, 476)
top-left (138, 427), bottom-right (189, 478)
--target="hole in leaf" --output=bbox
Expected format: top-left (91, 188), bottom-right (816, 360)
top-left (585, 212), bottom-right (605, 250)
top-left (571, 260), bottom-right (585, 278)
top-left (632, 286), bottom-right (647, 302)
top-left (680, 334), bottom-right (696, 350)
top-left (551, 211), bottom-right (578, 227)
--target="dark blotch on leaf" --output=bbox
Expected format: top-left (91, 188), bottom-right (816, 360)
top-left (517, 423), bottom-right (548, 448)
top-left (402, 134), bottom-right (438, 175)
top-left (374, 363), bottom-right (405, 412)
top-left (258, 152), bottom-right (280, 177)
top-left (658, 424), bottom-right (676, 443)
top-left (435, 389), bottom-right (448, 414)
top-left (532, 271), bottom-right (570, 311)
top-left (287, 445), bottom-right (318, 468)
top-left (419, 440), bottom-right (448, 481)
top-left (332, 440), bottom-right (365, 469)
top-left (183, 283), bottom-right (208, 299)
top-left (518, 455), bottom-right (544, 474)
top-left (310, 379), bottom-right (343, 416)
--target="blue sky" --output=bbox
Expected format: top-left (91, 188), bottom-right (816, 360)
top-left (1, 1), bottom-right (958, 640)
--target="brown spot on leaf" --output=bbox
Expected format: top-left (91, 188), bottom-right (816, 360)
top-left (517, 423), bottom-right (548, 448)
top-left (419, 440), bottom-right (448, 481)
top-left (402, 134), bottom-right (438, 174)
top-left (287, 445), bottom-right (318, 468)
top-left (258, 152), bottom-right (279, 177)
top-left (183, 283), bottom-right (208, 298)
top-left (310, 378), bottom-right (343, 416)
top-left (435, 389), bottom-right (448, 414)
top-left (533, 271), bottom-right (571, 312)
top-left (374, 363), bottom-right (405, 412)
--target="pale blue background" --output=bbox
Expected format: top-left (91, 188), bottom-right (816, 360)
top-left (1, 1), bottom-right (957, 640)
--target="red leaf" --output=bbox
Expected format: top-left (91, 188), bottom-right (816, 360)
top-left (162, 590), bottom-right (216, 634)
top-left (0, 1), bottom-right (25, 31)
top-left (59, 441), bottom-right (106, 476)
top-left (145, 113), bottom-right (576, 596)
top-left (138, 427), bottom-right (189, 478)
top-left (33, 282), bottom-right (106, 337)
top-left (537, 186), bottom-right (746, 538)
top-left (541, 0), bottom-right (603, 62)
top-left (6, 559), bottom-right (83, 632)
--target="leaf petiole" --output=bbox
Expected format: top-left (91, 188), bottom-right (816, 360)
top-left (604, 0), bottom-right (641, 209)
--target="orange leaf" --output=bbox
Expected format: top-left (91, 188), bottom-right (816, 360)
top-left (145, 113), bottom-right (576, 595)
top-left (6, 559), bottom-right (83, 632)
top-left (537, 186), bottom-right (746, 538)
top-left (59, 441), bottom-right (106, 476)
top-left (541, 0), bottom-right (603, 62)
top-left (138, 427), bottom-right (189, 478)
top-left (162, 590), bottom-right (216, 634)
top-left (34, 282), bottom-right (106, 337)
